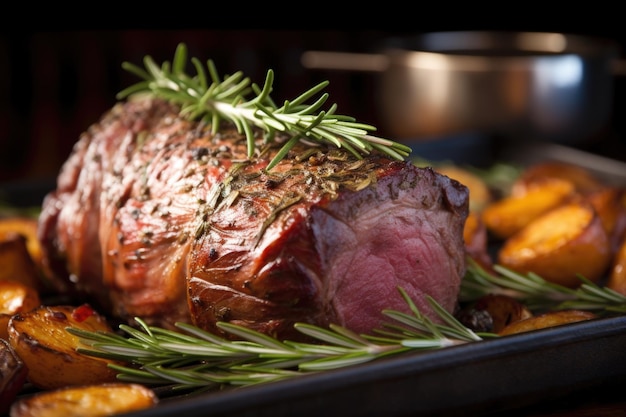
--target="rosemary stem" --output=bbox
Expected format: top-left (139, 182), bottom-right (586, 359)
top-left (118, 43), bottom-right (412, 169)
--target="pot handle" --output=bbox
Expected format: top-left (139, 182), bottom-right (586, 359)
top-left (300, 51), bottom-right (389, 72)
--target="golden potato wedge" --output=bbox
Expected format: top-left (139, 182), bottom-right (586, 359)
top-left (511, 161), bottom-right (605, 196)
top-left (0, 280), bottom-right (41, 340)
top-left (498, 310), bottom-right (597, 336)
top-left (0, 338), bottom-right (28, 415)
top-left (456, 293), bottom-right (533, 333)
top-left (0, 233), bottom-right (43, 292)
top-left (482, 178), bottom-right (576, 240)
top-left (498, 201), bottom-right (612, 287)
top-left (9, 382), bottom-right (158, 417)
top-left (607, 237), bottom-right (626, 296)
top-left (471, 294), bottom-right (533, 333)
top-left (7, 304), bottom-right (121, 390)
top-left (435, 165), bottom-right (493, 212)
top-left (463, 212), bottom-right (493, 272)
top-left (586, 187), bottom-right (626, 253)
top-left (0, 217), bottom-right (42, 273)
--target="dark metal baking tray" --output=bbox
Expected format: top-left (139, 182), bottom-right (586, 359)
top-left (3, 140), bottom-right (626, 417)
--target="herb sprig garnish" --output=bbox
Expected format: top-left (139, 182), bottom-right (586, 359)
top-left (69, 288), bottom-right (486, 390)
top-left (117, 43), bottom-right (412, 170)
top-left (461, 258), bottom-right (626, 313)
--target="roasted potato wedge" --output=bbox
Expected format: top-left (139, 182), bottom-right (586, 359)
top-left (7, 304), bottom-right (121, 390)
top-left (9, 382), bottom-right (158, 417)
top-left (498, 310), bottom-right (597, 336)
top-left (0, 233), bottom-right (43, 292)
top-left (607, 236), bottom-right (626, 296)
top-left (0, 280), bottom-right (41, 340)
top-left (471, 294), bottom-right (533, 333)
top-left (510, 161), bottom-right (605, 196)
top-left (435, 165), bottom-right (493, 212)
top-left (463, 212), bottom-right (493, 272)
top-left (456, 294), bottom-right (533, 333)
top-left (482, 178), bottom-right (576, 240)
top-left (0, 338), bottom-right (28, 415)
top-left (498, 201), bottom-right (612, 287)
top-left (0, 217), bottom-right (42, 273)
top-left (586, 187), bottom-right (626, 252)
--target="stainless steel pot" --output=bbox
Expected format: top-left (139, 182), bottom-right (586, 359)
top-left (301, 31), bottom-right (624, 143)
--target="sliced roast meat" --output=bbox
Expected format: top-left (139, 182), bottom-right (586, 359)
top-left (38, 96), bottom-right (470, 340)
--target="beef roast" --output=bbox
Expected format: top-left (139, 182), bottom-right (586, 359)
top-left (38, 96), bottom-right (470, 340)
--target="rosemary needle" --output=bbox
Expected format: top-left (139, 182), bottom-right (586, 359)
top-left (117, 43), bottom-right (412, 170)
top-left (460, 258), bottom-right (626, 313)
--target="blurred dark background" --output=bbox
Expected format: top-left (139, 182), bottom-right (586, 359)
top-left (3, 9), bottom-right (626, 183)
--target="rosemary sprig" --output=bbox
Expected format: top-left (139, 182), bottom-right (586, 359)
top-left (69, 289), bottom-right (485, 390)
top-left (68, 263), bottom-right (626, 391)
top-left (117, 43), bottom-right (412, 170)
top-left (461, 258), bottom-right (626, 313)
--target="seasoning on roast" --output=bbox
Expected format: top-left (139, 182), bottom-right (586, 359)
top-left (37, 96), bottom-right (470, 341)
